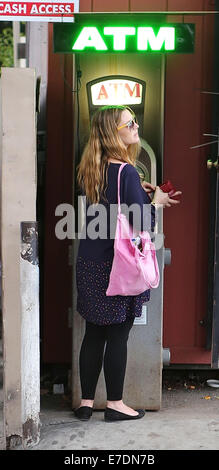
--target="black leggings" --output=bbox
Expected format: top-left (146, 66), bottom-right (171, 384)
top-left (79, 317), bottom-right (134, 401)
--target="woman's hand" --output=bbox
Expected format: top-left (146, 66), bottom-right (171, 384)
top-left (152, 187), bottom-right (182, 208)
top-left (141, 181), bottom-right (156, 193)
top-left (166, 190), bottom-right (182, 207)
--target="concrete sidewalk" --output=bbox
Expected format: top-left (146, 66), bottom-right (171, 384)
top-left (1, 371), bottom-right (219, 450)
top-left (34, 384), bottom-right (219, 451)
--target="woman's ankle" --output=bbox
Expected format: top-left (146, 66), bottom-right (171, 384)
top-left (80, 399), bottom-right (94, 408)
top-left (107, 399), bottom-right (123, 408)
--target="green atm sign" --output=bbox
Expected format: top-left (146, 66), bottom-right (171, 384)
top-left (54, 15), bottom-right (195, 54)
top-left (72, 26), bottom-right (176, 52)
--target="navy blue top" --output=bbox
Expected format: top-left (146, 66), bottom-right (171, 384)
top-left (77, 163), bottom-right (155, 261)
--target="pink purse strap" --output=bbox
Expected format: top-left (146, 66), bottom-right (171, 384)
top-left (117, 163), bottom-right (128, 214)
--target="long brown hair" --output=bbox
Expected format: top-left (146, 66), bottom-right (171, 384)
top-left (77, 105), bottom-right (140, 204)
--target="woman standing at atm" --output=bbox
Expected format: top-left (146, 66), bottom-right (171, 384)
top-left (75, 105), bottom-right (180, 422)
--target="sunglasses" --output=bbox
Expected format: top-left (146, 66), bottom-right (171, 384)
top-left (117, 116), bottom-right (138, 131)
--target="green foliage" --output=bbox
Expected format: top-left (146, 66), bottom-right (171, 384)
top-left (0, 27), bottom-right (13, 69)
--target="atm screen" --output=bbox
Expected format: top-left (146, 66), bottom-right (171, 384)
top-left (86, 75), bottom-right (145, 127)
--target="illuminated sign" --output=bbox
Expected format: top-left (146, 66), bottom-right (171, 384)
top-left (0, 0), bottom-right (79, 22)
top-left (72, 26), bottom-right (175, 52)
top-left (54, 15), bottom-right (195, 53)
top-left (90, 79), bottom-right (143, 106)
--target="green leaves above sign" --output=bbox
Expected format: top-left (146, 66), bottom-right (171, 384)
top-left (53, 15), bottom-right (195, 54)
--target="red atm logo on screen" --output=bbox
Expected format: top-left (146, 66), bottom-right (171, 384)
top-left (91, 79), bottom-right (143, 106)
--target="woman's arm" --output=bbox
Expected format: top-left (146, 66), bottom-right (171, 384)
top-left (120, 165), bottom-right (155, 232)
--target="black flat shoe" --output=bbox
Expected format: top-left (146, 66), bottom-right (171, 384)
top-left (104, 407), bottom-right (145, 422)
top-left (74, 406), bottom-right (93, 421)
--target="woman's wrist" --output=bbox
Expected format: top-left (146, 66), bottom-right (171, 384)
top-left (151, 199), bottom-right (161, 208)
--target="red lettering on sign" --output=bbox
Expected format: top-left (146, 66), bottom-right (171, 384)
top-left (97, 85), bottom-right (108, 101)
top-left (109, 83), bottom-right (118, 97)
top-left (125, 83), bottom-right (140, 98)
top-left (0, 2), bottom-right (74, 16)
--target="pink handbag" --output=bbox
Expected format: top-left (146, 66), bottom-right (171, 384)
top-left (106, 163), bottom-right (160, 296)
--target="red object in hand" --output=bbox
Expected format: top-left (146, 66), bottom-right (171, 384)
top-left (160, 180), bottom-right (181, 200)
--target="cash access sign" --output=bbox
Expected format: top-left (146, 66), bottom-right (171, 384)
top-left (0, 0), bottom-right (79, 22)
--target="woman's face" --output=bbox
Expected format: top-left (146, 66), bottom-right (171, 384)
top-left (117, 109), bottom-right (139, 147)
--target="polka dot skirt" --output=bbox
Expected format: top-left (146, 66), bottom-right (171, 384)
top-left (76, 256), bottom-right (150, 326)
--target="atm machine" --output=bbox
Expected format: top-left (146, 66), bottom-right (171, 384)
top-left (72, 64), bottom-right (170, 410)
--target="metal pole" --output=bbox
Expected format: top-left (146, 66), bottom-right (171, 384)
top-left (20, 222), bottom-right (40, 447)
